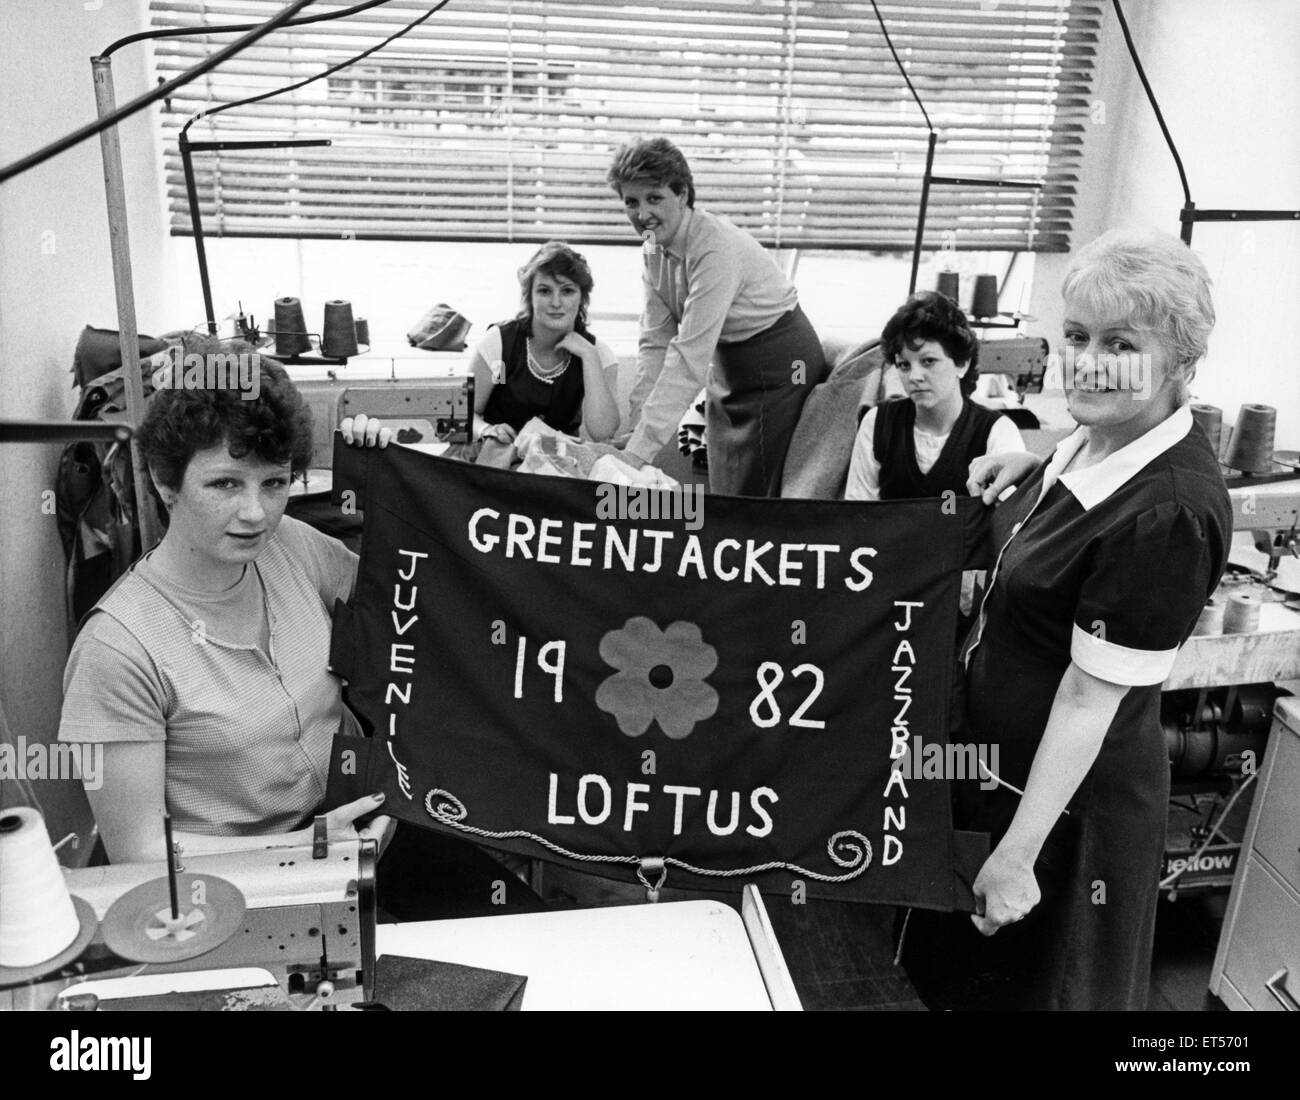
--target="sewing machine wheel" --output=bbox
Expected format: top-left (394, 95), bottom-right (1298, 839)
top-left (101, 874), bottom-right (246, 964)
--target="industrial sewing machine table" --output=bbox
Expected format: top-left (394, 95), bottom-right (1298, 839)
top-left (377, 886), bottom-right (799, 1011)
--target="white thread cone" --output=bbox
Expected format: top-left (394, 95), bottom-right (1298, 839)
top-left (0, 807), bottom-right (80, 967)
top-left (1192, 598), bottom-right (1225, 636)
top-left (1223, 592), bottom-right (1261, 635)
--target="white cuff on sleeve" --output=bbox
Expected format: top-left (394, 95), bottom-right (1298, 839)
top-left (1070, 622), bottom-right (1179, 686)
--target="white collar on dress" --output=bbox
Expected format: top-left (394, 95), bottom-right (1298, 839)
top-left (1039, 404), bottom-right (1193, 511)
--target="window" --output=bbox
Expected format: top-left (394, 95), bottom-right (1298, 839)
top-left (151, 0), bottom-right (1101, 250)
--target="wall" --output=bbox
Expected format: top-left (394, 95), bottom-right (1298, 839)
top-left (0, 0), bottom-right (169, 852)
top-left (1028, 0), bottom-right (1300, 446)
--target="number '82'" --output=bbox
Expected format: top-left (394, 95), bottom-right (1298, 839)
top-left (749, 662), bottom-right (826, 729)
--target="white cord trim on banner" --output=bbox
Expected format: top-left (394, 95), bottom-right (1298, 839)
top-left (423, 789), bottom-right (872, 884)
top-left (386, 740), bottom-right (412, 800)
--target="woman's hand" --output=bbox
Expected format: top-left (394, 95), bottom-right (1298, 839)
top-left (968, 450), bottom-right (1040, 505)
top-left (560, 332), bottom-right (620, 441)
top-left (318, 792), bottom-right (386, 832)
top-left (970, 663), bottom-right (1126, 936)
top-left (970, 845), bottom-right (1042, 936)
top-left (478, 422), bottom-right (517, 445)
top-left (297, 792), bottom-right (393, 854)
top-left (340, 414), bottom-right (391, 448)
top-left (557, 331), bottom-right (597, 361)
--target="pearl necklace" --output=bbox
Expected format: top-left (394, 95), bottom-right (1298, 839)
top-left (526, 337), bottom-right (571, 384)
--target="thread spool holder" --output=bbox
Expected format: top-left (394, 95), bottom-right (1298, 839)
top-left (220, 305), bottom-right (371, 366)
top-left (258, 329), bottom-right (372, 367)
top-left (189, 316), bottom-right (372, 366)
top-left (1221, 464), bottom-right (1297, 487)
top-left (1218, 426), bottom-right (1300, 487)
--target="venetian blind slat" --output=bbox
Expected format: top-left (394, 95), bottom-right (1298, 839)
top-left (150, 0), bottom-right (1100, 250)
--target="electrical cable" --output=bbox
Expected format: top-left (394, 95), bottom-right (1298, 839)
top-left (1109, 0), bottom-right (1192, 205)
top-left (0, 0), bottom-right (318, 186)
top-left (1158, 771), bottom-right (1255, 890)
top-left (181, 0), bottom-right (453, 138)
top-left (867, 0), bottom-right (933, 132)
top-left (103, 0), bottom-right (394, 58)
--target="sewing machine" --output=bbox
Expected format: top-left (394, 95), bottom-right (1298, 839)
top-left (1235, 482), bottom-right (1300, 581)
top-left (0, 834), bottom-right (376, 1011)
top-left (1159, 478), bottom-right (1300, 896)
top-left (1166, 482), bottom-right (1300, 689)
top-left (290, 352), bottom-right (476, 466)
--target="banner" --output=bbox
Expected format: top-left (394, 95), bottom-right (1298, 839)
top-left (331, 442), bottom-right (988, 907)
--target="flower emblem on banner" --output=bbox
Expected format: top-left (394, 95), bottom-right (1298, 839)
top-left (595, 617), bottom-right (719, 739)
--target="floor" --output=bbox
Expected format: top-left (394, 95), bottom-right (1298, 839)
top-left (760, 889), bottom-right (1231, 1012)
top-left (765, 899), bottom-right (926, 1011)
top-left (1149, 892), bottom-right (1230, 1012)
top-left (754, 780), bottom-right (1252, 1010)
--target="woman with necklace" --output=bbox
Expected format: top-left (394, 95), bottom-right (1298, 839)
top-left (845, 291), bottom-right (1022, 501)
top-left (470, 241), bottom-right (620, 444)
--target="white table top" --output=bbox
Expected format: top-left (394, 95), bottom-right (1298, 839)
top-left (377, 900), bottom-right (775, 1011)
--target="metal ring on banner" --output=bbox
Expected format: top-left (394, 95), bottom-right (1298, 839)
top-left (637, 856), bottom-right (667, 902)
top-left (423, 789), bottom-right (874, 884)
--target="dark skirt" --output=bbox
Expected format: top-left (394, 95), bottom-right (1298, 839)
top-left (707, 305), bottom-right (827, 496)
top-left (902, 693), bottom-right (1169, 1011)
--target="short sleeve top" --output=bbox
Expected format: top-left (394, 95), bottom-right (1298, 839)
top-left (58, 515), bottom-right (360, 836)
top-left (963, 405), bottom-right (1231, 792)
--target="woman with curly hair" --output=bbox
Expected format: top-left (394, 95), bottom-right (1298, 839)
top-left (57, 356), bottom-right (549, 919)
top-left (56, 356), bottom-right (395, 862)
top-left (845, 291), bottom-right (1022, 500)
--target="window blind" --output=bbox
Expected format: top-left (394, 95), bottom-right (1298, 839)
top-left (150, 0), bottom-right (1102, 250)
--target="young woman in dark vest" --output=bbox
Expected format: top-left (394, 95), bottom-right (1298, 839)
top-left (845, 292), bottom-right (1022, 500)
top-left (468, 241), bottom-right (621, 444)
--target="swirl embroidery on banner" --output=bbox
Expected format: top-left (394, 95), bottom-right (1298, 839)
top-left (421, 787), bottom-right (873, 883)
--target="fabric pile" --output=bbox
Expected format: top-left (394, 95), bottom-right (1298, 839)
top-left (513, 418), bottom-right (679, 487)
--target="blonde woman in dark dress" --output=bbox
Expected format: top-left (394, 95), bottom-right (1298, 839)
top-left (905, 230), bottom-right (1232, 1010)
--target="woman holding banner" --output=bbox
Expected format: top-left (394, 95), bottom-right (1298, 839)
top-left (57, 361), bottom-right (539, 919)
top-left (608, 136), bottom-right (828, 496)
top-left (903, 230), bottom-right (1232, 1011)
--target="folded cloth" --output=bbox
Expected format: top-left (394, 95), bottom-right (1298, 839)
top-left (514, 418), bottom-right (679, 485)
top-left (72, 325), bottom-right (170, 389)
top-left (407, 303), bottom-right (472, 351)
top-left (476, 437), bottom-right (516, 469)
top-left (588, 453), bottom-right (678, 487)
top-left (373, 954), bottom-right (526, 1011)
top-left (780, 338), bottom-right (904, 500)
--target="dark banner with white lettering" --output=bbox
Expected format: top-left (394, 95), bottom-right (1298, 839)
top-left (330, 441), bottom-right (988, 908)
